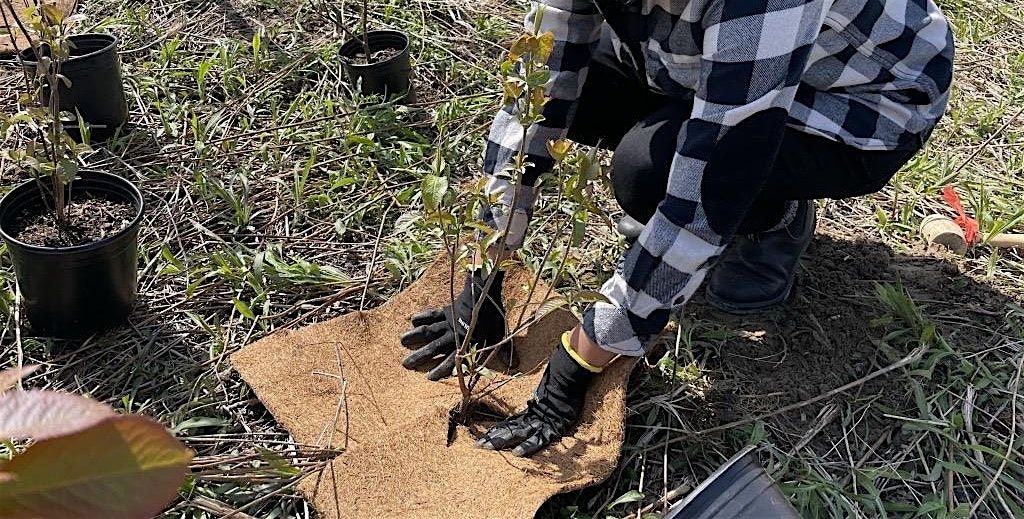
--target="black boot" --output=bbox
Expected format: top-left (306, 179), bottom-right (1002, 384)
top-left (705, 201), bottom-right (816, 314)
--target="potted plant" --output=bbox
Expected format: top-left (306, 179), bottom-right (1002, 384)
top-left (0, 5), bottom-right (144, 338)
top-left (335, 0), bottom-right (415, 102)
top-left (8, 3), bottom-right (129, 140)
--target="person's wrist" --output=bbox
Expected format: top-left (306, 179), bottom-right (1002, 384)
top-left (569, 324), bottom-right (616, 369)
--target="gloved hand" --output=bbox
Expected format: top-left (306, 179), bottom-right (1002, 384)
top-left (400, 269), bottom-right (508, 381)
top-left (475, 331), bottom-right (601, 457)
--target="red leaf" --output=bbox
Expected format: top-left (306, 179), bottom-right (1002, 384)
top-left (0, 415), bottom-right (193, 519)
top-left (0, 391), bottom-right (116, 441)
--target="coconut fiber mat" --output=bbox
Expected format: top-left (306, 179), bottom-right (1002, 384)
top-left (231, 257), bottom-right (631, 519)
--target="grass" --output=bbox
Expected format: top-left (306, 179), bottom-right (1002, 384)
top-left (0, 0), bottom-right (1022, 517)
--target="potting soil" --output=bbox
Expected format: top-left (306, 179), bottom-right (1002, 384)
top-left (231, 255), bottom-right (631, 519)
top-left (13, 195), bottom-right (134, 247)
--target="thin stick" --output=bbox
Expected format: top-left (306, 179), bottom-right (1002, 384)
top-left (943, 103), bottom-right (1024, 183)
top-left (359, 200), bottom-right (394, 310)
top-left (359, 0), bottom-right (370, 63)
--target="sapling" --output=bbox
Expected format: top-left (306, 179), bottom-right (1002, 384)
top-left (419, 10), bottom-right (611, 432)
top-left (321, 0), bottom-right (373, 64)
top-left (1, 3), bottom-right (92, 243)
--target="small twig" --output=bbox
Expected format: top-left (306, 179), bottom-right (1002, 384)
top-left (359, 0), bottom-right (370, 63)
top-left (359, 200), bottom-right (394, 310)
top-left (189, 496), bottom-right (259, 519)
top-left (945, 103), bottom-right (1024, 182)
top-left (636, 481), bottom-right (692, 516)
top-left (12, 284), bottom-right (25, 390)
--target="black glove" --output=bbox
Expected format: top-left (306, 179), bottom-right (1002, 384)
top-left (476, 333), bottom-right (597, 457)
top-left (400, 269), bottom-right (507, 381)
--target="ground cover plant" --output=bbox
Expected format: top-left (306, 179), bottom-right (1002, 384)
top-left (0, 0), bottom-right (1022, 517)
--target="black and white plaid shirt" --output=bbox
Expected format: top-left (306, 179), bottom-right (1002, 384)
top-left (482, 0), bottom-right (953, 356)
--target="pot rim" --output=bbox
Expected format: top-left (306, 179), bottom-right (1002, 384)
top-left (18, 33), bottom-right (119, 66)
top-left (0, 170), bottom-right (144, 254)
top-left (339, 29), bottom-right (410, 69)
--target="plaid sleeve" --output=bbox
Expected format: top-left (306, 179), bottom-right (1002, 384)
top-left (480, 0), bottom-right (603, 250)
top-left (584, 0), bottom-right (829, 356)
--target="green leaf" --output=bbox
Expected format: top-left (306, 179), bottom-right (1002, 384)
top-left (56, 159), bottom-right (78, 183)
top-left (39, 4), bottom-right (65, 25)
top-left (232, 298), bottom-right (256, 320)
top-left (0, 416), bottom-right (193, 519)
top-left (749, 420), bottom-right (766, 444)
top-left (535, 32), bottom-right (555, 62)
top-left (171, 416), bottom-right (230, 434)
top-left (608, 490), bottom-right (644, 508)
top-left (421, 175), bottom-right (449, 213)
top-left (257, 448), bottom-right (301, 476)
top-left (159, 246), bottom-right (183, 276)
top-left (526, 69), bottom-right (551, 87)
top-left (572, 290), bottom-right (611, 305)
top-left (533, 296), bottom-right (568, 320)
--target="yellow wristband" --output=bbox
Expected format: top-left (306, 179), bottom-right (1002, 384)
top-left (561, 331), bottom-right (604, 374)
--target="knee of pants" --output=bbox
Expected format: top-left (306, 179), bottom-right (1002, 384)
top-left (611, 148), bottom-right (667, 224)
top-left (608, 111), bottom-right (683, 224)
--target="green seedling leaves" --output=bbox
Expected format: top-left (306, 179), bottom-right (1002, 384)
top-left (534, 296), bottom-right (568, 320)
top-left (257, 448), bottom-right (301, 476)
top-left (232, 298), bottom-right (256, 320)
top-left (608, 490), bottom-right (644, 509)
top-left (421, 174), bottom-right (449, 213)
top-left (572, 290), bottom-right (611, 305)
top-left (39, 4), bottom-right (66, 25)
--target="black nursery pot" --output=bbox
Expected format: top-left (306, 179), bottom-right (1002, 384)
top-left (665, 447), bottom-right (802, 519)
top-left (339, 30), bottom-right (416, 103)
top-left (19, 33), bottom-right (129, 140)
top-left (0, 171), bottom-right (144, 339)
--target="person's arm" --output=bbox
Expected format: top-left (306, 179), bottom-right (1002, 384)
top-left (479, 0), bottom-right (603, 251)
top-left (582, 0), bottom-right (830, 357)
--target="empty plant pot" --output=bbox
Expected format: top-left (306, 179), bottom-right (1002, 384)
top-left (339, 30), bottom-right (416, 103)
top-left (19, 33), bottom-right (129, 140)
top-left (0, 171), bottom-right (144, 338)
top-left (665, 446), bottom-right (802, 519)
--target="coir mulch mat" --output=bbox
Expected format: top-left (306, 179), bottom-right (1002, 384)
top-left (232, 256), bottom-right (631, 519)
top-left (0, 1), bottom-right (77, 56)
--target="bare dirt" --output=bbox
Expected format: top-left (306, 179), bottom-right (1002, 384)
top-left (13, 194), bottom-right (134, 248)
top-left (685, 223), bottom-right (1017, 449)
